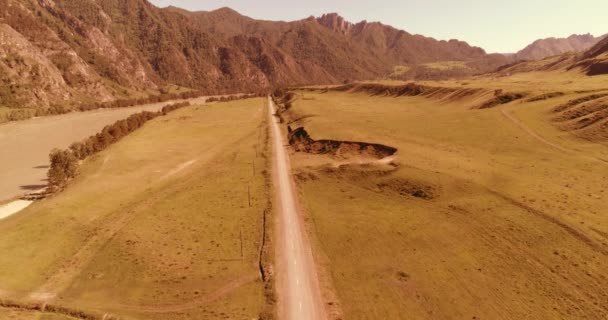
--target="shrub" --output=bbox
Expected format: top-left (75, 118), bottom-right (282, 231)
top-left (206, 92), bottom-right (266, 104)
top-left (48, 149), bottom-right (78, 188)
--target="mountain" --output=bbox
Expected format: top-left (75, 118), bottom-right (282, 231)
top-left (496, 36), bottom-right (608, 76)
top-left (183, 10), bottom-right (495, 80)
top-left (0, 0), bottom-right (502, 110)
top-left (315, 13), bottom-right (488, 64)
top-left (515, 34), bottom-right (607, 61)
top-left (572, 36), bottom-right (608, 75)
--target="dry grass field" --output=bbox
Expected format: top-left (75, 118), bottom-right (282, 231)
top-left (0, 98), bottom-right (271, 319)
top-left (283, 73), bottom-right (608, 319)
top-left (0, 97), bottom-right (207, 202)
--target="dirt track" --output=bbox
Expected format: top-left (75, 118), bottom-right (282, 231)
top-left (0, 98), bottom-right (205, 202)
top-left (269, 97), bottom-right (326, 320)
top-left (500, 108), bottom-right (570, 152)
top-left (501, 107), bottom-right (608, 165)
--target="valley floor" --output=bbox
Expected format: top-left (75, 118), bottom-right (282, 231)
top-left (0, 97), bottom-right (206, 203)
top-left (1, 72), bottom-right (607, 320)
top-left (282, 82), bottom-right (608, 319)
top-left (0, 98), bottom-right (271, 319)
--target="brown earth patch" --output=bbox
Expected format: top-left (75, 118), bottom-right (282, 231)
top-left (376, 178), bottom-right (438, 200)
top-left (298, 164), bottom-right (440, 201)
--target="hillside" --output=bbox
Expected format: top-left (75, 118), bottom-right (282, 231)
top-left (0, 0), bottom-right (499, 111)
top-left (274, 78), bottom-right (608, 319)
top-left (387, 54), bottom-right (511, 81)
top-left (515, 34), bottom-right (607, 61)
top-left (496, 36), bottom-right (608, 76)
top-left (573, 36), bottom-right (608, 75)
top-left (315, 13), bottom-right (487, 64)
top-left (315, 13), bottom-right (510, 80)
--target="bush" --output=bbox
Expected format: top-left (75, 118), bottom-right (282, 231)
top-left (48, 149), bottom-right (78, 189)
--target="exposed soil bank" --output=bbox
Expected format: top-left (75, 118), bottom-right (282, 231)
top-left (552, 94), bottom-right (608, 113)
top-left (297, 83), bottom-right (529, 109)
top-left (551, 94), bottom-right (608, 141)
top-left (478, 91), bottom-right (526, 109)
top-left (526, 92), bottom-right (565, 102)
top-left (288, 127), bottom-right (397, 159)
top-left (0, 200), bottom-right (32, 220)
top-left (330, 83), bottom-right (486, 101)
top-left (0, 298), bottom-right (118, 320)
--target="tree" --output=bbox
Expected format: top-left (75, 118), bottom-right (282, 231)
top-left (48, 149), bottom-right (78, 188)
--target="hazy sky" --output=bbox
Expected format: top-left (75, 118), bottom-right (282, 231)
top-left (148, 0), bottom-right (607, 53)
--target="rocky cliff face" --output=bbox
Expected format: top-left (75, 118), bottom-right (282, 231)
top-left (316, 13), bottom-right (353, 34)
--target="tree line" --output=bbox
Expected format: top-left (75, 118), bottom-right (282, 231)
top-left (206, 92), bottom-right (266, 103)
top-left (1, 90), bottom-right (203, 123)
top-left (76, 90), bottom-right (202, 111)
top-left (47, 101), bottom-right (191, 191)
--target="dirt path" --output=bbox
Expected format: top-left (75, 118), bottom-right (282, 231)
top-left (501, 108), bottom-right (608, 165)
top-left (268, 97), bottom-right (326, 320)
top-left (104, 274), bottom-right (259, 314)
top-left (500, 108), bottom-right (570, 152)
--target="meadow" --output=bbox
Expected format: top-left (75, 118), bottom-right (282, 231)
top-left (0, 98), bottom-right (272, 319)
top-left (283, 74), bottom-right (608, 319)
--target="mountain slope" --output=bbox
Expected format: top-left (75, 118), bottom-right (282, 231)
top-left (316, 13), bottom-right (487, 64)
top-left (496, 36), bottom-right (608, 76)
top-left (186, 10), bottom-right (506, 81)
top-left (0, 0), bottom-right (503, 111)
top-left (515, 34), bottom-right (607, 61)
top-left (572, 36), bottom-right (608, 75)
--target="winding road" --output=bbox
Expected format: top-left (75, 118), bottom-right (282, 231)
top-left (268, 97), bottom-right (326, 320)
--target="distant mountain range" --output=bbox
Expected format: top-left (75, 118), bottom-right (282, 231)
top-left (0, 0), bottom-right (504, 109)
top-left (514, 33), bottom-right (608, 61)
top-left (497, 36), bottom-right (608, 76)
top-left (0, 0), bottom-right (605, 110)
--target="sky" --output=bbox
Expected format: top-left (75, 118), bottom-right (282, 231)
top-left (148, 0), bottom-right (608, 53)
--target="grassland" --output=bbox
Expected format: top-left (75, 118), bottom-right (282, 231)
top-left (0, 106), bottom-right (10, 123)
top-left (284, 75), bottom-right (608, 319)
top-left (0, 98), bottom-right (271, 319)
top-left (0, 308), bottom-right (74, 320)
top-left (379, 70), bottom-right (608, 93)
top-left (475, 72), bottom-right (608, 92)
top-left (0, 97), bottom-right (207, 203)
top-left (390, 61), bottom-right (471, 76)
